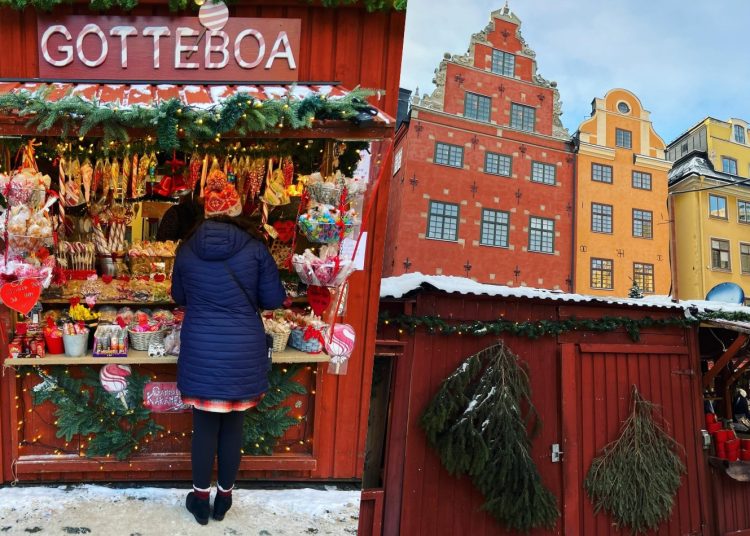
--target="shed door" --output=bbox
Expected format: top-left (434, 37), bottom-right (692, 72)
top-left (561, 343), bottom-right (708, 536)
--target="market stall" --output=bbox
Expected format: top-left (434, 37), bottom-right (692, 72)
top-left (0, 0), bottom-right (406, 483)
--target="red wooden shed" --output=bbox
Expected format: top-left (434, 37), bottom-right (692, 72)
top-left (0, 0), bottom-right (405, 485)
top-left (360, 273), bottom-right (750, 536)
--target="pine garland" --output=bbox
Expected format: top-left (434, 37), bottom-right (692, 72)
top-left (31, 366), bottom-right (161, 460)
top-left (0, 0), bottom-right (406, 12)
top-left (0, 88), bottom-right (380, 153)
top-left (31, 364), bottom-right (307, 460)
top-left (381, 311), bottom-right (696, 342)
top-left (585, 386), bottom-right (686, 534)
top-left (243, 365), bottom-right (308, 455)
top-left (421, 342), bottom-right (559, 531)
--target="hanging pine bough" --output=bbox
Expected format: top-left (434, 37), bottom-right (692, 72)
top-left (0, 88), bottom-right (379, 152)
top-left (420, 342), bottom-right (559, 531)
top-left (584, 386), bottom-right (686, 534)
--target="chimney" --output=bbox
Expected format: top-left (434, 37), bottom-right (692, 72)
top-left (397, 88), bottom-right (412, 129)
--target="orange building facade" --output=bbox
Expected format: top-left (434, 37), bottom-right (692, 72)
top-left (573, 89), bottom-right (672, 296)
top-left (384, 6), bottom-right (575, 289)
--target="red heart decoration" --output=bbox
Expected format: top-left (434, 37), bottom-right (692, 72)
top-left (1, 279), bottom-right (42, 316)
top-left (102, 275), bottom-right (113, 284)
top-left (154, 274), bottom-right (166, 282)
top-left (273, 221), bottom-right (296, 243)
top-left (307, 285), bottom-right (332, 316)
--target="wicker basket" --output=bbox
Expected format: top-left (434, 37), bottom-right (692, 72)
top-left (266, 330), bottom-right (290, 353)
top-left (289, 328), bottom-right (323, 353)
top-left (128, 328), bottom-right (166, 351)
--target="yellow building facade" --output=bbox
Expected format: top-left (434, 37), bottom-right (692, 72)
top-left (574, 89), bottom-right (672, 297)
top-left (668, 150), bottom-right (750, 301)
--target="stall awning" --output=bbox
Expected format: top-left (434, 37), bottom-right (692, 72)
top-left (703, 318), bottom-right (750, 335)
top-left (0, 82), bottom-right (393, 140)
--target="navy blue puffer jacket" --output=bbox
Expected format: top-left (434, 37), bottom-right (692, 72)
top-left (172, 220), bottom-right (286, 400)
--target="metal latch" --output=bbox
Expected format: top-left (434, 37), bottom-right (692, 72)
top-left (551, 443), bottom-right (563, 463)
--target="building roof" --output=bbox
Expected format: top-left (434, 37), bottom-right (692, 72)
top-left (668, 150), bottom-right (750, 187)
top-left (380, 272), bottom-right (750, 316)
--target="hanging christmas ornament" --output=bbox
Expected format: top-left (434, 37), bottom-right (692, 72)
top-left (306, 285), bottom-right (332, 316)
top-left (0, 279), bottom-right (43, 315)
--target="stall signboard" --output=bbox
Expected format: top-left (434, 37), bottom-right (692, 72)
top-left (37, 15), bottom-right (301, 82)
top-left (143, 382), bottom-right (190, 413)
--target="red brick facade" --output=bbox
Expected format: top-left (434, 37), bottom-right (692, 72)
top-left (384, 7), bottom-right (575, 288)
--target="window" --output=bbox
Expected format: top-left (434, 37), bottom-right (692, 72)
top-left (531, 162), bottom-right (556, 185)
top-left (632, 209), bottom-right (653, 239)
top-left (592, 163), bottom-right (613, 184)
top-left (740, 200), bottom-right (750, 224)
top-left (711, 238), bottom-right (731, 270)
top-left (741, 243), bottom-right (750, 274)
top-left (434, 142), bottom-right (464, 168)
top-left (617, 101), bottom-right (631, 114)
top-left (590, 258), bottom-right (613, 289)
top-left (632, 171), bottom-right (652, 190)
top-left (464, 92), bottom-right (491, 122)
top-left (491, 49), bottom-right (515, 77)
top-left (633, 263), bottom-right (655, 293)
top-left (615, 128), bottom-right (632, 149)
top-left (591, 203), bottom-right (613, 233)
top-left (529, 216), bottom-right (554, 253)
top-left (480, 209), bottom-right (509, 247)
top-left (736, 124), bottom-right (746, 144)
top-left (426, 201), bottom-right (459, 241)
top-left (709, 194), bottom-right (728, 219)
top-left (485, 152), bottom-right (512, 176)
top-left (393, 148), bottom-right (403, 175)
top-left (722, 157), bottom-right (738, 175)
top-left (510, 103), bottom-right (535, 132)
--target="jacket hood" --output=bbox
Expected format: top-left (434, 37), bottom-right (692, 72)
top-left (188, 220), bottom-right (252, 261)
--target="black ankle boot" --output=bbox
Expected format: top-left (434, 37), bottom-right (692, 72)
top-left (186, 491), bottom-right (210, 525)
top-left (212, 493), bottom-right (233, 521)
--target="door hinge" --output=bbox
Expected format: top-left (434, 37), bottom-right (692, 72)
top-left (551, 443), bottom-right (563, 463)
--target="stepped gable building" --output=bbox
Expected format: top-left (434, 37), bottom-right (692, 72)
top-left (668, 118), bottom-right (750, 301)
top-left (573, 89), bottom-right (672, 297)
top-left (384, 5), bottom-right (575, 289)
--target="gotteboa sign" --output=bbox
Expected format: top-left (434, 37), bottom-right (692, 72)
top-left (37, 12), bottom-right (300, 82)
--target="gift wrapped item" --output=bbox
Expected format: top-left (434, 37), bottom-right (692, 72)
top-left (297, 205), bottom-right (357, 244)
top-left (292, 246), bottom-right (355, 288)
top-left (93, 324), bottom-right (128, 357)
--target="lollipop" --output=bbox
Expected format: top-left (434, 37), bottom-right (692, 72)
top-left (199, 1), bottom-right (229, 31)
top-left (99, 364), bottom-right (132, 409)
top-left (324, 323), bottom-right (356, 375)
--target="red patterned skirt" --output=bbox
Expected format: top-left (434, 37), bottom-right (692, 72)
top-left (182, 394), bottom-right (264, 413)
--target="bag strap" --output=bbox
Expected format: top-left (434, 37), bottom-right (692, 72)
top-left (223, 261), bottom-right (262, 318)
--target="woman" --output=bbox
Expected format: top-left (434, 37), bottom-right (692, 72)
top-left (171, 171), bottom-right (285, 525)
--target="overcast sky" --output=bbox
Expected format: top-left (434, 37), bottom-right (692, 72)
top-left (400, 0), bottom-right (750, 144)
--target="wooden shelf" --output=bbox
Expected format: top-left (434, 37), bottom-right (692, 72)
top-left (3, 348), bottom-right (329, 366)
top-left (41, 299), bottom-right (174, 306)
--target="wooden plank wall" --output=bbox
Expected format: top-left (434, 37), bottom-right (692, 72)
top-left (379, 292), bottom-right (713, 536)
top-left (0, 1), bottom-right (405, 482)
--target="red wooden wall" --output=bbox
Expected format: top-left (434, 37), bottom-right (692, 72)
top-left (0, 1), bottom-right (405, 483)
top-left (375, 292), bottom-right (710, 536)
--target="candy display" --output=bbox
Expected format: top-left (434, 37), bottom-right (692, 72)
top-left (297, 205), bottom-right (358, 244)
top-left (93, 325), bottom-right (128, 357)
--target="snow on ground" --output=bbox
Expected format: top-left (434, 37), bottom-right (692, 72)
top-left (0, 484), bottom-right (360, 535)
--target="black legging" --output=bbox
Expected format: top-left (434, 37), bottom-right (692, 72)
top-left (191, 408), bottom-right (245, 490)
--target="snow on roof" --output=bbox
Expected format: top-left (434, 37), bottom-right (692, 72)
top-left (379, 272), bottom-right (750, 315)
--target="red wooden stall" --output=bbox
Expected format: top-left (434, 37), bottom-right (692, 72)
top-left (365, 276), bottom-right (718, 536)
top-left (0, 0), bottom-right (405, 484)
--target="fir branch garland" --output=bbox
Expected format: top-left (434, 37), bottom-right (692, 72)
top-left (421, 342), bottom-right (559, 531)
top-left (380, 311), bottom-right (696, 341)
top-left (30, 364), bottom-right (308, 460)
top-left (31, 366), bottom-right (161, 460)
top-left (0, 88), bottom-right (380, 153)
top-left (584, 386), bottom-right (686, 534)
top-left (243, 364), bottom-right (308, 455)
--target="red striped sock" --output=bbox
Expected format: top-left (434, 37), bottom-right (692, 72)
top-left (217, 484), bottom-right (233, 497)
